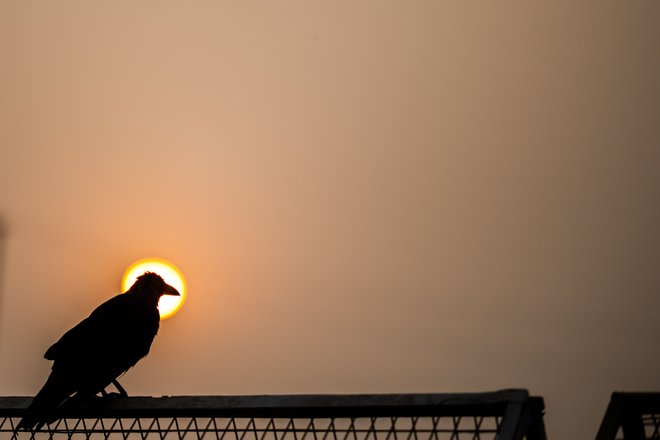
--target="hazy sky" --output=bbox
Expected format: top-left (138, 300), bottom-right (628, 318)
top-left (1, 2), bottom-right (659, 439)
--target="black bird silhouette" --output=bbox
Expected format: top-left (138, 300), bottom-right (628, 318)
top-left (17, 272), bottom-right (180, 430)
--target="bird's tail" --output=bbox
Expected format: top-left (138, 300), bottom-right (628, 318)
top-left (16, 372), bottom-right (73, 431)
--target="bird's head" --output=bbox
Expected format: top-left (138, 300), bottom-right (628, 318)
top-left (129, 272), bottom-right (180, 300)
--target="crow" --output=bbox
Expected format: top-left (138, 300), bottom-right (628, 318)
top-left (17, 272), bottom-right (180, 430)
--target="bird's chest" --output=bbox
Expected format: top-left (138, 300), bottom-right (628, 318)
top-left (110, 304), bottom-right (160, 357)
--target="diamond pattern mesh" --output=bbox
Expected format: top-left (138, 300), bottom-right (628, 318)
top-left (0, 415), bottom-right (505, 440)
top-left (643, 414), bottom-right (660, 439)
top-left (609, 414), bottom-right (660, 440)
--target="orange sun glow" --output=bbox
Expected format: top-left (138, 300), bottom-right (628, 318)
top-left (121, 258), bottom-right (186, 319)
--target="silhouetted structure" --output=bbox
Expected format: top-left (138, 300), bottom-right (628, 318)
top-left (17, 273), bottom-right (180, 430)
top-left (1, 390), bottom-right (545, 440)
top-left (0, 215), bottom-right (7, 347)
top-left (596, 392), bottom-right (660, 440)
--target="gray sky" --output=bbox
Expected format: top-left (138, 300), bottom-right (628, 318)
top-left (1, 2), bottom-right (659, 439)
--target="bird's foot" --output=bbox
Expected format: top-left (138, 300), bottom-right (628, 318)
top-left (97, 379), bottom-right (129, 398)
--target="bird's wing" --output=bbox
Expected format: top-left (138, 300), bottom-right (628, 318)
top-left (44, 294), bottom-right (128, 361)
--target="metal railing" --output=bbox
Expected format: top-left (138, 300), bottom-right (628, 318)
top-left (596, 392), bottom-right (660, 440)
top-left (0, 389), bottom-right (545, 440)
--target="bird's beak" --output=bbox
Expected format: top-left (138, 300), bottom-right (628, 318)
top-left (162, 284), bottom-right (180, 296)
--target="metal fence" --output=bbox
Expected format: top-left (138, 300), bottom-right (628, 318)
top-left (0, 389), bottom-right (545, 440)
top-left (596, 392), bottom-right (660, 440)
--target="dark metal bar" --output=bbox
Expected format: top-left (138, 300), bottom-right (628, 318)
top-left (525, 397), bottom-right (547, 440)
top-left (596, 394), bottom-right (624, 440)
top-left (0, 389), bottom-right (531, 419)
top-left (498, 400), bottom-right (524, 440)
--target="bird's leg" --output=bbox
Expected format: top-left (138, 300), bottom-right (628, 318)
top-left (112, 379), bottom-right (128, 397)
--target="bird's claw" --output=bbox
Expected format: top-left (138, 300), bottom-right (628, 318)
top-left (112, 380), bottom-right (128, 397)
top-left (98, 379), bottom-right (128, 398)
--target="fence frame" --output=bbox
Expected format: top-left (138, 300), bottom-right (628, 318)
top-left (596, 392), bottom-right (660, 440)
top-left (0, 389), bottom-right (545, 440)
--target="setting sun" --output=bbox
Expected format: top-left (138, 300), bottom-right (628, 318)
top-left (121, 258), bottom-right (186, 319)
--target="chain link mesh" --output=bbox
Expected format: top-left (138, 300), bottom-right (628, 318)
top-left (1, 415), bottom-right (506, 440)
